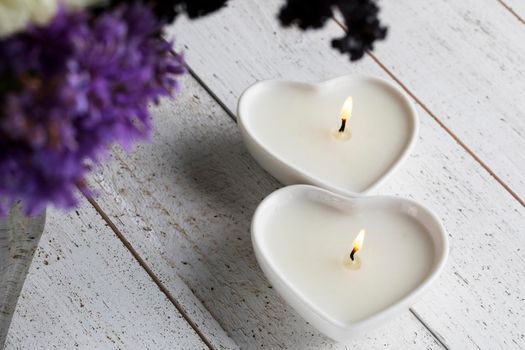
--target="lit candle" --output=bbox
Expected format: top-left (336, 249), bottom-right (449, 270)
top-left (237, 75), bottom-right (418, 196)
top-left (240, 75), bottom-right (447, 342)
top-left (252, 185), bottom-right (448, 341)
top-left (334, 96), bottom-right (353, 140)
top-left (343, 229), bottom-right (365, 270)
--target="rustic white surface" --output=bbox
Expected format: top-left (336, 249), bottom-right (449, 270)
top-left (0, 206), bottom-right (45, 347)
top-left (8, 0), bottom-right (525, 349)
top-left (91, 76), bottom-right (445, 349)
top-left (495, 0), bottom-right (525, 22)
top-left (4, 202), bottom-right (207, 349)
top-left (165, 1), bottom-right (525, 348)
top-left (372, 0), bottom-right (525, 200)
top-left (88, 175), bottom-right (240, 350)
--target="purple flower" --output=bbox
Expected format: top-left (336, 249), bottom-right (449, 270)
top-left (0, 4), bottom-right (186, 215)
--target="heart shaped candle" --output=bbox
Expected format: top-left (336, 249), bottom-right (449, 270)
top-left (237, 75), bottom-right (418, 196)
top-left (252, 185), bottom-right (448, 342)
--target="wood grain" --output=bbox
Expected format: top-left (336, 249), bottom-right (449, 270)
top-left (8, 0), bottom-right (525, 348)
top-left (86, 195), bottom-right (239, 350)
top-left (161, 1), bottom-right (524, 348)
top-left (4, 201), bottom-right (208, 349)
top-left (494, 0), bottom-right (525, 24)
top-left (90, 75), bottom-right (446, 349)
top-left (0, 206), bottom-right (45, 348)
top-left (368, 0), bottom-right (525, 200)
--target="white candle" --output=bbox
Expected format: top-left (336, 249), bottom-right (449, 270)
top-left (252, 185), bottom-right (448, 341)
top-left (238, 75), bottom-right (418, 196)
top-left (263, 195), bottom-right (433, 323)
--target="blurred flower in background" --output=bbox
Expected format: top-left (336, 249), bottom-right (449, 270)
top-left (0, 0), bottom-right (386, 216)
top-left (0, 0), bottom-right (103, 37)
top-left (0, 3), bottom-right (185, 215)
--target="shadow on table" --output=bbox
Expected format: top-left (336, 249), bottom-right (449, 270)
top-left (172, 118), bottom-right (340, 349)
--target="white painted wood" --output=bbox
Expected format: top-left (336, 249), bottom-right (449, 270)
top-left (90, 75), bottom-right (445, 349)
top-left (156, 1), bottom-right (525, 348)
top-left (4, 201), bottom-right (208, 350)
top-left (370, 0), bottom-right (525, 199)
top-left (91, 174), bottom-right (241, 350)
top-left (0, 205), bottom-right (45, 348)
top-left (9, 0), bottom-right (525, 348)
top-left (493, 0), bottom-right (525, 22)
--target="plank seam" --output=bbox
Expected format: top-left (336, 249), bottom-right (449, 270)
top-left (495, 0), bottom-right (525, 24)
top-left (409, 308), bottom-right (450, 350)
top-left (186, 65), bottom-right (238, 123)
top-left (331, 18), bottom-right (525, 208)
top-left (365, 50), bottom-right (525, 208)
top-left (83, 193), bottom-right (216, 350)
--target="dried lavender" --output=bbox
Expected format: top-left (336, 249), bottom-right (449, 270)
top-left (279, 0), bottom-right (387, 61)
top-left (0, 4), bottom-right (185, 215)
top-left (102, 0), bottom-right (229, 22)
top-left (118, 0), bottom-right (387, 61)
top-left (114, 0), bottom-right (387, 61)
top-left (0, 0), bottom-right (386, 215)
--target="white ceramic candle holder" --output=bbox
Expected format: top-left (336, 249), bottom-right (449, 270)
top-left (237, 75), bottom-right (419, 197)
top-left (251, 185), bottom-right (448, 342)
top-left (237, 75), bottom-right (448, 342)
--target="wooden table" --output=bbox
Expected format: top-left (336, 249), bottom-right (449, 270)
top-left (5, 0), bottom-right (525, 349)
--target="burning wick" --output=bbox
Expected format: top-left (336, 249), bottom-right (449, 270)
top-left (344, 229), bottom-right (366, 270)
top-left (350, 229), bottom-right (365, 261)
top-left (334, 96), bottom-right (353, 140)
top-left (338, 118), bottom-right (347, 133)
top-left (350, 246), bottom-right (358, 261)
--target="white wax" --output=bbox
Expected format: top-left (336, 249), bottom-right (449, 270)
top-left (246, 78), bottom-right (414, 192)
top-left (260, 196), bottom-right (434, 325)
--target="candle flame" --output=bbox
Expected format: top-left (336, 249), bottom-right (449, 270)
top-left (352, 229), bottom-right (366, 253)
top-left (339, 96), bottom-right (353, 121)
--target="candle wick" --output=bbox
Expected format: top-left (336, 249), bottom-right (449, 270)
top-left (350, 247), bottom-right (357, 261)
top-left (338, 118), bottom-right (347, 133)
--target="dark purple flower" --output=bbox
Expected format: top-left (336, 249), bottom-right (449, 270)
top-left (278, 0), bottom-right (387, 61)
top-left (104, 0), bottom-right (386, 61)
top-left (0, 4), bottom-right (186, 215)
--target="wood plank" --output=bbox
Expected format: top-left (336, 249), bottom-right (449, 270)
top-left (494, 0), bottom-right (525, 23)
top-left (91, 76), bottom-right (446, 349)
top-left (0, 206), bottom-right (45, 347)
top-left (4, 201), bottom-right (208, 349)
top-left (87, 191), bottom-right (241, 350)
top-left (369, 0), bottom-right (525, 200)
top-left (160, 1), bottom-right (525, 348)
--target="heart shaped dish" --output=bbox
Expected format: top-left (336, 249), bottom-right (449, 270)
top-left (237, 75), bottom-right (418, 197)
top-left (252, 185), bottom-right (448, 342)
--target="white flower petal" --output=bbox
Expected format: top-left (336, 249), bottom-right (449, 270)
top-left (0, 0), bottom-right (105, 38)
